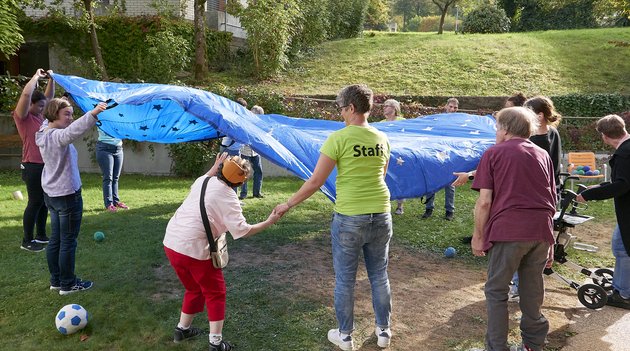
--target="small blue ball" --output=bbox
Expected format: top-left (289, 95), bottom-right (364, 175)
top-left (444, 247), bottom-right (457, 258)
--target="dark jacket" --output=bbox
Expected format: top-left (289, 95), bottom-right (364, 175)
top-left (530, 127), bottom-right (562, 185)
top-left (582, 138), bottom-right (630, 255)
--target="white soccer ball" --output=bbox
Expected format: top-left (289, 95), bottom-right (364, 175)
top-left (55, 304), bottom-right (89, 335)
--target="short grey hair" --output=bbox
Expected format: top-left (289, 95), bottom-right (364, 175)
top-left (383, 99), bottom-right (401, 115)
top-left (496, 107), bottom-right (539, 138)
top-left (447, 97), bottom-right (459, 106)
top-left (251, 105), bottom-right (264, 115)
top-left (336, 84), bottom-right (373, 114)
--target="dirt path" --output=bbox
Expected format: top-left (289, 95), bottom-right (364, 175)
top-left (233, 236), bottom-right (587, 351)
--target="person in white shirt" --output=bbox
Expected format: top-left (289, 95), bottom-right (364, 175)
top-left (163, 153), bottom-right (280, 351)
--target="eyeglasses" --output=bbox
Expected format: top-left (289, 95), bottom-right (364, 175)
top-left (336, 105), bottom-right (348, 113)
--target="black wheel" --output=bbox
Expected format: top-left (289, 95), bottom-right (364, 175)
top-left (593, 268), bottom-right (614, 292)
top-left (577, 284), bottom-right (608, 309)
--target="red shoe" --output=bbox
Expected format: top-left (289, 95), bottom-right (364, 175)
top-left (106, 204), bottom-right (117, 212)
top-left (115, 202), bottom-right (129, 210)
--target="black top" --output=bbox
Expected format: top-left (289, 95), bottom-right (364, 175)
top-left (530, 127), bottom-right (562, 185)
top-left (582, 139), bottom-right (630, 255)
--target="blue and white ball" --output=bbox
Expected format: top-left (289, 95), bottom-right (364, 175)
top-left (444, 246), bottom-right (457, 258)
top-left (55, 304), bottom-right (89, 335)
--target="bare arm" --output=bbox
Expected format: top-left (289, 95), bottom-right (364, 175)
top-left (44, 70), bottom-right (55, 100)
top-left (472, 188), bottom-right (492, 256)
top-left (274, 153), bottom-right (337, 216)
top-left (242, 211), bottom-right (281, 238)
top-left (452, 170), bottom-right (476, 187)
top-left (15, 69), bottom-right (46, 119)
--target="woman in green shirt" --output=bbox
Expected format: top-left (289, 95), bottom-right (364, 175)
top-left (274, 85), bottom-right (393, 350)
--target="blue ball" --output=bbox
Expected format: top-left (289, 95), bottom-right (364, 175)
top-left (585, 170), bottom-right (594, 176)
top-left (593, 170), bottom-right (601, 175)
top-left (582, 165), bottom-right (591, 172)
top-left (444, 247), bottom-right (457, 258)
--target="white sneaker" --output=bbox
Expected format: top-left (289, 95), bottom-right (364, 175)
top-left (375, 326), bottom-right (391, 348)
top-left (327, 328), bottom-right (353, 351)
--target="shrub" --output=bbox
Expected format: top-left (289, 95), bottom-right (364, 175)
top-left (327, 0), bottom-right (370, 39)
top-left (0, 75), bottom-right (23, 112)
top-left (406, 16), bottom-right (422, 32)
top-left (168, 140), bottom-right (218, 177)
top-left (418, 15), bottom-right (456, 32)
top-left (461, 4), bottom-right (510, 34)
top-left (141, 30), bottom-right (191, 83)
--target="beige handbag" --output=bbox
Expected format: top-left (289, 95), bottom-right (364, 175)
top-left (200, 177), bottom-right (229, 269)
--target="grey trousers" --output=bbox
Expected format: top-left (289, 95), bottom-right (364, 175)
top-left (485, 241), bottom-right (550, 351)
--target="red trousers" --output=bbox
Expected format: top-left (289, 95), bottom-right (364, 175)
top-left (164, 247), bottom-right (226, 321)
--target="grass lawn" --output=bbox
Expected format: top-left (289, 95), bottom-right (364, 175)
top-left (0, 170), bottom-right (616, 350)
top-left (226, 28), bottom-right (630, 96)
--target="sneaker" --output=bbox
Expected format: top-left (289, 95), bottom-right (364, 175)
top-left (106, 204), bottom-right (117, 212)
top-left (59, 280), bottom-right (93, 295)
top-left (239, 194), bottom-right (247, 200)
top-left (508, 284), bottom-right (520, 302)
top-left (173, 326), bottom-right (204, 343)
top-left (50, 285), bottom-right (61, 291)
top-left (21, 241), bottom-right (45, 252)
top-left (394, 207), bottom-right (404, 215)
top-left (510, 344), bottom-right (535, 351)
top-left (606, 290), bottom-right (630, 310)
top-left (375, 326), bottom-right (391, 348)
top-left (209, 340), bottom-right (233, 351)
top-left (421, 209), bottom-right (433, 219)
top-left (328, 329), bottom-right (353, 351)
top-left (461, 236), bottom-right (473, 244)
top-left (253, 194), bottom-right (264, 198)
top-left (115, 202), bottom-right (129, 210)
top-left (445, 211), bottom-right (454, 221)
top-left (34, 235), bottom-right (49, 244)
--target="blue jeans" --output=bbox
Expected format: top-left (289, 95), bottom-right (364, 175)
top-left (425, 184), bottom-right (455, 212)
top-left (612, 225), bottom-right (630, 298)
top-left (96, 141), bottom-right (123, 208)
top-left (240, 155), bottom-right (263, 197)
top-left (44, 191), bottom-right (83, 289)
top-left (331, 212), bottom-right (393, 334)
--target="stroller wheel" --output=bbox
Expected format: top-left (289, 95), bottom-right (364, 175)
top-left (578, 284), bottom-right (608, 309)
top-left (592, 268), bottom-right (614, 292)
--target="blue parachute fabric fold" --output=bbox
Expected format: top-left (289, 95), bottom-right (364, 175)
top-left (51, 73), bottom-right (496, 202)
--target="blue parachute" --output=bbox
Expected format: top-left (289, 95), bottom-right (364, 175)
top-left (51, 73), bottom-right (496, 202)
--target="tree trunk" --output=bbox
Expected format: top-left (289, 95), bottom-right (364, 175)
top-left (193, 0), bottom-right (208, 80)
top-left (438, 8), bottom-right (447, 34)
top-left (82, 0), bottom-right (109, 80)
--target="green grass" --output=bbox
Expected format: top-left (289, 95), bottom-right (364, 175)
top-left (230, 28), bottom-right (630, 96)
top-left (0, 170), bottom-right (617, 350)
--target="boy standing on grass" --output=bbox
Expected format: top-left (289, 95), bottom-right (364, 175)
top-left (577, 114), bottom-right (630, 310)
top-left (470, 107), bottom-right (556, 351)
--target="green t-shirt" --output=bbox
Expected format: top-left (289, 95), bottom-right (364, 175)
top-left (379, 116), bottom-right (406, 122)
top-left (320, 125), bottom-right (391, 215)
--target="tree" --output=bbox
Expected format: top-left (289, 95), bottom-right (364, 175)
top-left (193, 0), bottom-right (208, 80)
top-left (392, 0), bottom-right (434, 27)
top-left (431, 0), bottom-right (459, 34)
top-left (497, 0), bottom-right (518, 18)
top-left (365, 0), bottom-right (391, 30)
top-left (0, 0), bottom-right (24, 57)
top-left (81, 0), bottom-right (109, 80)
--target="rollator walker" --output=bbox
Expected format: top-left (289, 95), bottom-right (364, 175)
top-left (543, 174), bottom-right (613, 309)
